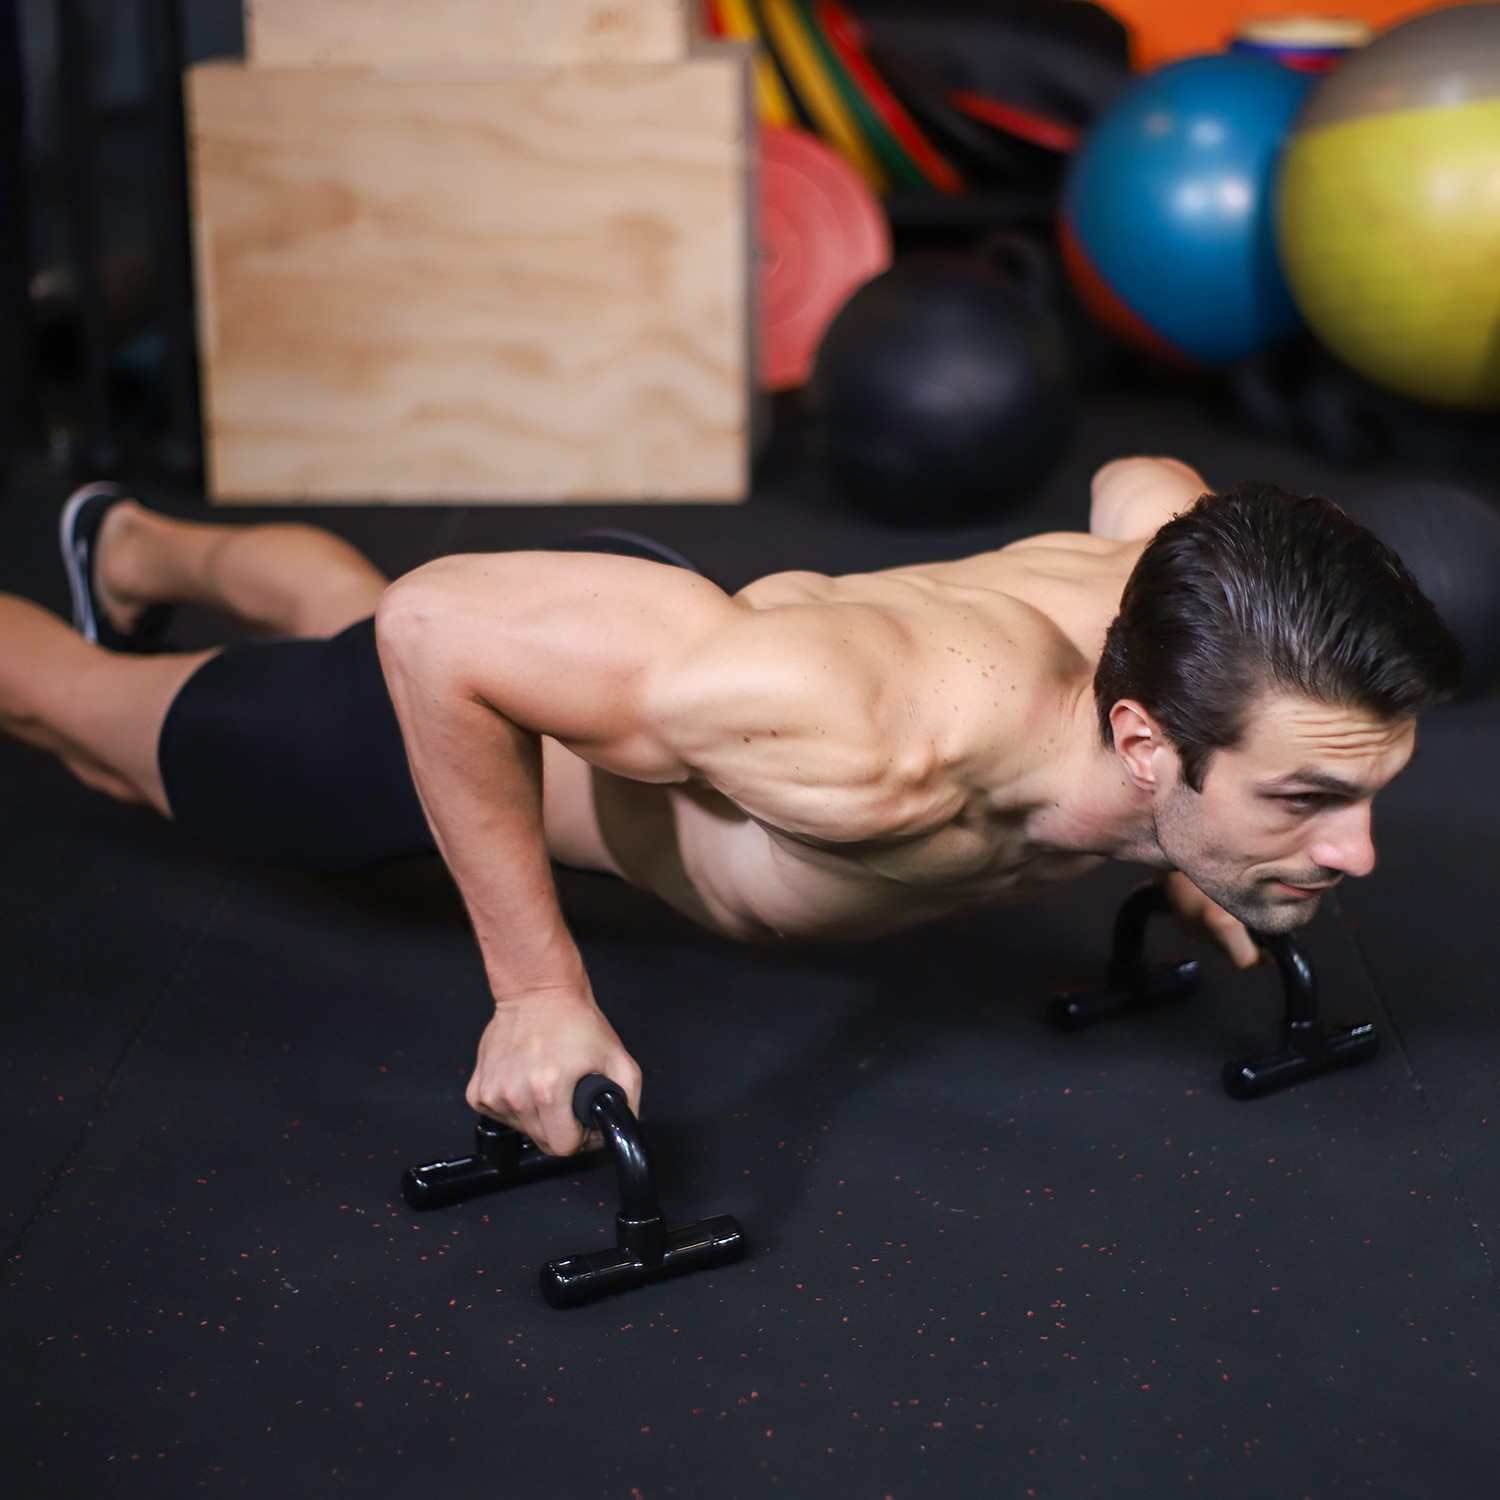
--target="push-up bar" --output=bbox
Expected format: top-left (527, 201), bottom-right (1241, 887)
top-left (403, 1074), bottom-right (746, 1309)
top-left (1048, 881), bottom-right (1378, 1097)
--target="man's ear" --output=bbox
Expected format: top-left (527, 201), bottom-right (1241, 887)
top-left (1109, 700), bottom-right (1175, 793)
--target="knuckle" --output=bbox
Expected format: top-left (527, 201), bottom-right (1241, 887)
top-left (529, 1068), bottom-right (563, 1114)
top-left (500, 1083), bottom-right (532, 1118)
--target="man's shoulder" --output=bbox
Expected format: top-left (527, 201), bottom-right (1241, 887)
top-left (653, 587), bottom-right (917, 736)
top-left (688, 570), bottom-right (1062, 687)
top-left (646, 577), bottom-right (1078, 826)
top-left (676, 570), bottom-right (1078, 708)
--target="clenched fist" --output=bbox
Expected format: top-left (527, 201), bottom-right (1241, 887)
top-left (466, 988), bottom-right (642, 1157)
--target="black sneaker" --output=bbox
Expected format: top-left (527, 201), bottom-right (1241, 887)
top-left (59, 481), bottom-right (174, 652)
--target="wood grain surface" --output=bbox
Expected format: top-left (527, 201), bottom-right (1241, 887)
top-left (188, 58), bottom-right (751, 503)
top-left (244, 0), bottom-right (691, 70)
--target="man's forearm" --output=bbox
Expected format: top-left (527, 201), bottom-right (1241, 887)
top-left (380, 616), bottom-right (585, 1002)
top-left (375, 573), bottom-right (642, 1154)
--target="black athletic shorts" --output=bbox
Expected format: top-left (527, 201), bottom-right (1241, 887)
top-left (157, 532), bottom-right (704, 873)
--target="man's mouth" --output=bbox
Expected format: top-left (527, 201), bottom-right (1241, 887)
top-left (1273, 880), bottom-right (1337, 899)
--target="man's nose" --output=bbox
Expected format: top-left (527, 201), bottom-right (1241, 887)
top-left (1310, 804), bottom-right (1376, 879)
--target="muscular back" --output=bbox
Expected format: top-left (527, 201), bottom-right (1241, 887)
top-left (567, 532), bottom-right (1151, 940)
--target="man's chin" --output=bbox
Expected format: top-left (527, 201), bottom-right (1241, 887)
top-left (1224, 888), bottom-right (1323, 936)
top-left (1230, 882), bottom-right (1326, 930)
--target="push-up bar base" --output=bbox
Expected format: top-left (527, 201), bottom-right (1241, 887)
top-left (403, 1075), bottom-right (745, 1308)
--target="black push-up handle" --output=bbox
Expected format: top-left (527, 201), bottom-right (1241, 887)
top-left (402, 1115), bottom-right (585, 1210)
top-left (1048, 882), bottom-right (1379, 1098)
top-left (401, 1075), bottom-right (745, 1308)
top-left (540, 1075), bottom-right (746, 1309)
top-left (1047, 882), bottom-right (1202, 1032)
top-left (1223, 931), bottom-right (1378, 1098)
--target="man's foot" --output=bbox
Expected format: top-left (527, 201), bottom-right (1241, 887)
top-left (59, 482), bottom-right (174, 652)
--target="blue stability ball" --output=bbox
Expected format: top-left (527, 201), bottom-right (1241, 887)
top-left (1060, 53), bottom-right (1312, 364)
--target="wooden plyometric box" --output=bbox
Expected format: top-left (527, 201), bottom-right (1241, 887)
top-left (187, 57), bottom-right (752, 503)
top-left (244, 0), bottom-right (691, 69)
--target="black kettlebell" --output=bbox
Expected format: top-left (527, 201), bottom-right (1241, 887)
top-left (806, 235), bottom-right (1075, 527)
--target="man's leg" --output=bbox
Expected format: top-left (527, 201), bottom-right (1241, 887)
top-left (0, 494), bottom-right (392, 824)
top-left (93, 499), bottom-right (390, 640)
top-left (0, 595), bottom-right (210, 813)
top-left (0, 588), bottom-right (432, 869)
top-left (16, 500), bottom-right (707, 872)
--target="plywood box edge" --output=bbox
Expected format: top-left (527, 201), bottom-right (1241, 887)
top-left (244, 0), bottom-right (692, 70)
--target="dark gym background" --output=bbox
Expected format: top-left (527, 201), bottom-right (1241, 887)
top-left (3, 3), bottom-right (1498, 1497)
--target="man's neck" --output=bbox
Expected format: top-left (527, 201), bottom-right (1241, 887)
top-left (1022, 682), bottom-right (1166, 865)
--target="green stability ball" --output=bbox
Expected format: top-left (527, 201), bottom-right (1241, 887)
top-left (1276, 4), bottom-right (1500, 409)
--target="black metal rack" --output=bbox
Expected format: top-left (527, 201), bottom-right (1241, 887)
top-left (40, 0), bottom-right (203, 480)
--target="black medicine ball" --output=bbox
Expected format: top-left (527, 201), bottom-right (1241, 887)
top-left (1344, 482), bottom-right (1500, 699)
top-left (806, 258), bottom-right (1074, 526)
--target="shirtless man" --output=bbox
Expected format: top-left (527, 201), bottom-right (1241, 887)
top-left (2, 458), bottom-right (1460, 1156)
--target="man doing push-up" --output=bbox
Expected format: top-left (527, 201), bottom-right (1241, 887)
top-left (0, 457), bottom-right (1461, 1155)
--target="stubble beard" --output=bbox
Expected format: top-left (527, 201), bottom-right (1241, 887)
top-left (1151, 785), bottom-right (1336, 938)
top-left (1198, 876), bottom-right (1323, 937)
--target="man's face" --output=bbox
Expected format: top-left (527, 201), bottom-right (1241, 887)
top-left (1152, 693), bottom-right (1417, 935)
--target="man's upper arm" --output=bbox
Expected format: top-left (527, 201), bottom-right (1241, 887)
top-left (1089, 456), bottom-right (1208, 541)
top-left (378, 554), bottom-right (937, 839)
top-left (376, 551), bottom-right (737, 783)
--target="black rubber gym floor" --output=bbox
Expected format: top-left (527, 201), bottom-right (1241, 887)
top-left (5, 393), bottom-right (1499, 1498)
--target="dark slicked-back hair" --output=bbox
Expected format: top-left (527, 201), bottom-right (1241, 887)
top-left (1094, 482), bottom-right (1464, 789)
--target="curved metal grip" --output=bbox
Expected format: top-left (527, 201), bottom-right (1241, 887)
top-left (1048, 882), bottom-right (1200, 1032)
top-left (572, 1073), bottom-right (626, 1128)
top-left (572, 1073), bottom-right (658, 1226)
top-left (1106, 881), bottom-right (1171, 984)
top-left (1251, 930), bottom-right (1319, 1029)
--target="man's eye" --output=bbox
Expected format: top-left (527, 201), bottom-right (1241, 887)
top-left (1281, 793), bottom-right (1323, 811)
